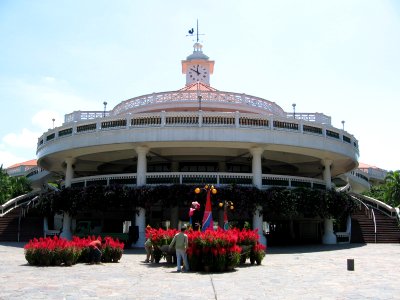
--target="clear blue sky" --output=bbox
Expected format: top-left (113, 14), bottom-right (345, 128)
top-left (1, 0), bottom-right (399, 171)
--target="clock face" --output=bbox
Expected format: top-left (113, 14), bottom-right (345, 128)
top-left (188, 64), bottom-right (209, 83)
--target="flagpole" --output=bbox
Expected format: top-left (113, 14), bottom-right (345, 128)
top-left (194, 184), bottom-right (217, 231)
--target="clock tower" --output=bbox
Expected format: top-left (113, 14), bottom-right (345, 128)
top-left (182, 42), bottom-right (214, 86)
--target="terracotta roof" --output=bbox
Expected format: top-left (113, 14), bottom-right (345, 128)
top-left (358, 162), bottom-right (385, 171)
top-left (7, 159), bottom-right (37, 169)
top-left (178, 82), bottom-right (218, 92)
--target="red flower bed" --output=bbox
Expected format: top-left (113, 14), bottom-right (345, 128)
top-left (147, 227), bottom-right (266, 272)
top-left (24, 235), bottom-right (124, 266)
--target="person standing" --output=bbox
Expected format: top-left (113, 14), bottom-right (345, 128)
top-left (144, 237), bottom-right (154, 263)
top-left (169, 225), bottom-right (189, 272)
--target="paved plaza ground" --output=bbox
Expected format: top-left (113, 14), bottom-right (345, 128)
top-left (0, 242), bottom-right (399, 299)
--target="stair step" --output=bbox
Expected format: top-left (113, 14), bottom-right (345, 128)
top-left (351, 206), bottom-right (400, 244)
top-left (0, 207), bottom-right (43, 242)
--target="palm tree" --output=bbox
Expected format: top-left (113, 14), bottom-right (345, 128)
top-left (384, 170), bottom-right (400, 207)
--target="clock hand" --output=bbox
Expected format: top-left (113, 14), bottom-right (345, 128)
top-left (190, 68), bottom-right (200, 75)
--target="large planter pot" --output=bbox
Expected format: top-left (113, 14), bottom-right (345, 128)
top-left (189, 255), bottom-right (200, 271)
top-left (153, 247), bottom-right (163, 263)
top-left (239, 244), bottom-right (254, 265)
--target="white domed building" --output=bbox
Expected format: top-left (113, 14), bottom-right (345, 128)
top-left (36, 41), bottom-right (360, 246)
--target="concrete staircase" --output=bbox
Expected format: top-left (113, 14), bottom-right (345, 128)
top-left (351, 204), bottom-right (400, 243)
top-left (374, 209), bottom-right (400, 243)
top-left (0, 207), bottom-right (43, 242)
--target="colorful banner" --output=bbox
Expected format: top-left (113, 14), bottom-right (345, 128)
top-left (201, 190), bottom-right (213, 231)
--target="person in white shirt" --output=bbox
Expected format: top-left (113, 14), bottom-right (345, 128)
top-left (169, 225), bottom-right (189, 272)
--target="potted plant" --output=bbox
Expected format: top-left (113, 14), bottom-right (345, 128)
top-left (252, 243), bottom-right (266, 265)
top-left (226, 245), bottom-right (241, 270)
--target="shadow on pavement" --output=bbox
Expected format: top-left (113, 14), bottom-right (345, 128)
top-left (267, 243), bottom-right (366, 255)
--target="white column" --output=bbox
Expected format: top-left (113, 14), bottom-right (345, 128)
top-left (161, 110), bottom-right (166, 127)
top-left (198, 110), bottom-right (203, 127)
top-left (321, 159), bottom-right (336, 244)
top-left (321, 159), bottom-right (332, 189)
top-left (64, 157), bottom-right (75, 188)
top-left (136, 146), bottom-right (149, 186)
top-left (133, 207), bottom-right (146, 248)
top-left (135, 147), bottom-right (148, 247)
top-left (322, 218), bottom-right (337, 244)
top-left (253, 206), bottom-right (266, 247)
top-left (250, 147), bottom-right (263, 188)
top-left (235, 111), bottom-right (240, 128)
top-left (60, 157), bottom-right (75, 240)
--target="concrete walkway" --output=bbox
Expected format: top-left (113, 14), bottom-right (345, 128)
top-left (0, 242), bottom-right (399, 299)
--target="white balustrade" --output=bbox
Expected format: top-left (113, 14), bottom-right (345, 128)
top-left (68, 172), bottom-right (326, 189)
top-left (38, 111), bottom-right (359, 153)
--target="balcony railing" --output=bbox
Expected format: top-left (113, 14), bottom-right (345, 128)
top-left (39, 111), bottom-right (358, 152)
top-left (69, 172), bottom-right (326, 190)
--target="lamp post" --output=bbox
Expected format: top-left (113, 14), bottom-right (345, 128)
top-left (103, 101), bottom-right (108, 117)
top-left (292, 103), bottom-right (296, 119)
top-left (52, 118), bottom-right (55, 129)
top-left (218, 200), bottom-right (234, 230)
top-left (341, 120), bottom-right (345, 130)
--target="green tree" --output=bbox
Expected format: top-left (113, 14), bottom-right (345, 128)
top-left (10, 176), bottom-right (32, 198)
top-left (0, 165), bottom-right (32, 205)
top-left (384, 170), bottom-right (400, 207)
top-left (362, 185), bottom-right (386, 202)
top-left (0, 165), bottom-right (12, 204)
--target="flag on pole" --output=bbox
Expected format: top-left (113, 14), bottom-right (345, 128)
top-left (201, 190), bottom-right (213, 231)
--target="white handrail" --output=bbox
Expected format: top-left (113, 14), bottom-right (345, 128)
top-left (350, 194), bottom-right (377, 243)
top-left (0, 193), bottom-right (40, 217)
top-left (350, 192), bottom-right (397, 218)
top-left (371, 209), bottom-right (377, 243)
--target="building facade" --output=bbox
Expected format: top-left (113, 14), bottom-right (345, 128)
top-left (35, 42), bottom-right (360, 246)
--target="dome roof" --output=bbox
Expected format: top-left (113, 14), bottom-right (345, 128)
top-left (186, 42), bottom-right (209, 60)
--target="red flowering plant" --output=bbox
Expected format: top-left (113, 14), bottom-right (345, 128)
top-left (24, 235), bottom-right (124, 266)
top-left (226, 244), bottom-right (242, 268)
top-left (73, 235), bottom-right (124, 263)
top-left (252, 242), bottom-right (266, 265)
top-left (100, 236), bottom-right (124, 262)
top-left (143, 227), bottom-right (265, 272)
top-left (24, 236), bottom-right (81, 266)
top-left (186, 229), bottom-right (202, 271)
top-left (213, 246), bottom-right (227, 272)
top-left (189, 229), bottom-right (239, 271)
top-left (235, 228), bottom-right (259, 246)
top-left (146, 227), bottom-right (179, 248)
top-left (146, 227), bottom-right (179, 263)
top-left (232, 228), bottom-right (259, 264)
